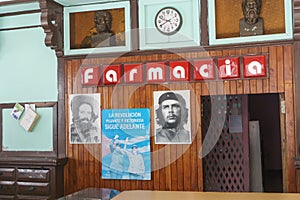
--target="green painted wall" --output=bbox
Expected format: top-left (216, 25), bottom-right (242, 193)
top-left (0, 2), bottom-right (57, 151)
top-left (0, 11), bottom-right (57, 103)
top-left (2, 107), bottom-right (53, 151)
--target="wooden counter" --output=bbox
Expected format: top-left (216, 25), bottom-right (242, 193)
top-left (112, 190), bottom-right (300, 200)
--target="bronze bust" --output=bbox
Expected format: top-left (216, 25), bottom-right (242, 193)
top-left (81, 10), bottom-right (115, 48)
top-left (239, 0), bottom-right (263, 37)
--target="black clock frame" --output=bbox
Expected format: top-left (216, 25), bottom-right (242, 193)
top-left (154, 7), bottom-right (183, 36)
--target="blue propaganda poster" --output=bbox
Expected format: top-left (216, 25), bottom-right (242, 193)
top-left (101, 108), bottom-right (151, 180)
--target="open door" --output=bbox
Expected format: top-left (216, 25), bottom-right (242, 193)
top-left (248, 93), bottom-right (283, 192)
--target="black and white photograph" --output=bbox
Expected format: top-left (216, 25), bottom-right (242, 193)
top-left (69, 93), bottom-right (101, 144)
top-left (154, 90), bottom-right (191, 144)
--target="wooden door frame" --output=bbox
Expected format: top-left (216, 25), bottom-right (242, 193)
top-left (279, 93), bottom-right (287, 192)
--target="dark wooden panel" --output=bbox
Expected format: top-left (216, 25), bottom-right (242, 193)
top-left (294, 0), bottom-right (300, 40)
top-left (0, 168), bottom-right (15, 181)
top-left (17, 169), bottom-right (50, 182)
top-left (284, 84), bottom-right (297, 192)
top-left (16, 182), bottom-right (50, 196)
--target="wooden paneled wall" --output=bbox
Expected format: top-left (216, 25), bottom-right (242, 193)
top-left (64, 44), bottom-right (298, 194)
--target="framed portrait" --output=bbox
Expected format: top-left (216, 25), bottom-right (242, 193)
top-left (208, 0), bottom-right (293, 45)
top-left (64, 1), bottom-right (131, 55)
top-left (69, 93), bottom-right (101, 144)
top-left (153, 90), bottom-right (191, 144)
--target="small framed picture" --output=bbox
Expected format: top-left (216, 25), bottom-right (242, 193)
top-left (69, 93), bottom-right (101, 144)
top-left (153, 90), bottom-right (191, 144)
top-left (208, 0), bottom-right (293, 45)
top-left (64, 1), bottom-right (131, 55)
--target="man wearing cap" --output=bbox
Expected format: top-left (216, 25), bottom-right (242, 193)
top-left (70, 94), bottom-right (100, 144)
top-left (123, 138), bottom-right (145, 180)
top-left (109, 134), bottom-right (125, 179)
top-left (155, 91), bottom-right (191, 143)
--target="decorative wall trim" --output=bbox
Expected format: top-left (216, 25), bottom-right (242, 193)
top-left (294, 0), bottom-right (300, 40)
top-left (0, 0), bottom-right (37, 6)
top-left (39, 0), bottom-right (63, 56)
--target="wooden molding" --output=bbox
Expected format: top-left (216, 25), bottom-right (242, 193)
top-left (39, 0), bottom-right (63, 56)
top-left (295, 159), bottom-right (300, 168)
top-left (0, 0), bottom-right (37, 6)
top-left (294, 0), bottom-right (300, 40)
top-left (294, 42), bottom-right (300, 160)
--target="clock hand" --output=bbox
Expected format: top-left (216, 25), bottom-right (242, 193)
top-left (159, 19), bottom-right (171, 27)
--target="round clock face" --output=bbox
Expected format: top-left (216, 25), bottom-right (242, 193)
top-left (155, 7), bottom-right (182, 35)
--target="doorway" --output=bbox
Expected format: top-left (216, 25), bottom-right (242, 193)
top-left (248, 93), bottom-right (283, 192)
top-left (202, 93), bottom-right (283, 192)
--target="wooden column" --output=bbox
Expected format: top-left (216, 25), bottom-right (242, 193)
top-left (293, 0), bottom-right (300, 192)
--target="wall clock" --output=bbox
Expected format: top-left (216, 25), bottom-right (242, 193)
top-left (139, 0), bottom-right (200, 50)
top-left (155, 7), bottom-right (183, 35)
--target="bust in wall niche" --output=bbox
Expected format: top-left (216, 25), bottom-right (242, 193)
top-left (239, 0), bottom-right (264, 37)
top-left (81, 10), bottom-right (116, 48)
